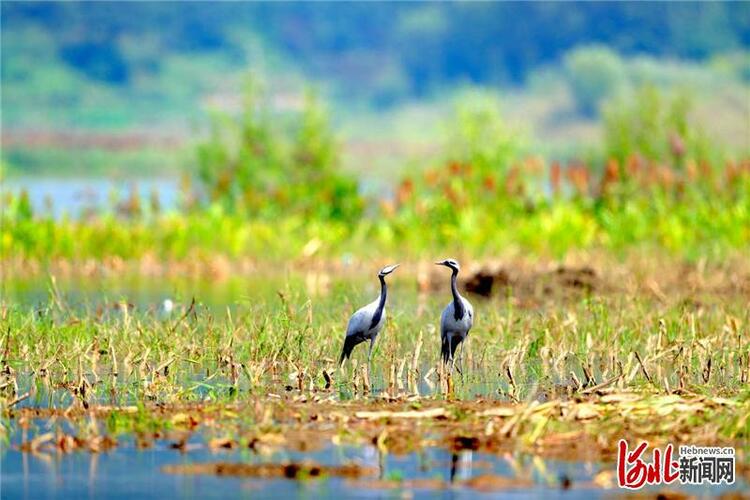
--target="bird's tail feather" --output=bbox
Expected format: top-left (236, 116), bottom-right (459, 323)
top-left (339, 335), bottom-right (358, 366)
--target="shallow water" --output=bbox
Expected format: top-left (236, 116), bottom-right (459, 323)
top-left (3, 268), bottom-right (748, 497)
top-left (2, 271), bottom-right (520, 403)
top-left (3, 269), bottom-right (379, 311)
top-left (3, 177), bottom-right (180, 219)
top-left (0, 441), bottom-right (622, 499)
top-left (2, 438), bottom-right (745, 499)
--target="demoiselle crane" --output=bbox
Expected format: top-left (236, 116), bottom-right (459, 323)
top-left (436, 259), bottom-right (474, 373)
top-left (339, 264), bottom-right (400, 372)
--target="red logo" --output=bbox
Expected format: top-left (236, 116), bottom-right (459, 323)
top-left (617, 439), bottom-right (679, 489)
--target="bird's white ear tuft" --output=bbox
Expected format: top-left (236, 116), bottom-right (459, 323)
top-left (379, 263), bottom-right (400, 275)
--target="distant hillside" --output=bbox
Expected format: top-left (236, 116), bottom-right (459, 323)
top-left (3, 3), bottom-right (749, 114)
top-left (1, 2), bottom-right (748, 176)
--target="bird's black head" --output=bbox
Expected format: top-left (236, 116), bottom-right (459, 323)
top-left (435, 259), bottom-right (460, 272)
top-left (378, 263), bottom-right (400, 278)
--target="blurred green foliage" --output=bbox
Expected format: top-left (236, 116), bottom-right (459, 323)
top-left (4, 159), bottom-right (748, 262)
top-left (447, 91), bottom-right (526, 176)
top-left (564, 45), bottom-right (627, 117)
top-left (2, 4), bottom-right (749, 262)
top-left (382, 91), bottom-right (529, 238)
top-left (3, 2), bottom-right (749, 129)
top-left (196, 81), bottom-right (362, 221)
top-left (603, 86), bottom-right (712, 166)
top-left (2, 3), bottom-right (748, 176)
top-left (2, 146), bottom-right (184, 177)
top-left (4, 86), bottom-right (748, 262)
top-left (4, 2), bottom-right (748, 93)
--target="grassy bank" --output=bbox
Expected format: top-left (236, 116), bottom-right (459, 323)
top-left (4, 159), bottom-right (749, 264)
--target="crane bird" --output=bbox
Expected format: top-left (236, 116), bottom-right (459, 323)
top-left (339, 264), bottom-right (400, 371)
top-left (436, 259), bottom-right (473, 374)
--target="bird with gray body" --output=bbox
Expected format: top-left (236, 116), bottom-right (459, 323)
top-left (436, 259), bottom-right (474, 373)
top-left (339, 264), bottom-right (400, 369)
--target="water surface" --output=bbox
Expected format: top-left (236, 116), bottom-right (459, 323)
top-left (3, 177), bottom-right (179, 219)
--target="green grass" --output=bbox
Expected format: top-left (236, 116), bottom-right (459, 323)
top-left (3, 167), bottom-right (749, 263)
top-left (2, 244), bottom-right (748, 468)
top-left (1, 263), bottom-right (748, 409)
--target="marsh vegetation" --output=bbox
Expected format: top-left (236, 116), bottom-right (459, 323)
top-left (2, 4), bottom-right (749, 496)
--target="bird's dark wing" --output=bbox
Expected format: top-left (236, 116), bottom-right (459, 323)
top-left (339, 331), bottom-right (366, 365)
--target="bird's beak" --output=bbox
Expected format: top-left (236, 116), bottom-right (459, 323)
top-left (435, 261), bottom-right (445, 266)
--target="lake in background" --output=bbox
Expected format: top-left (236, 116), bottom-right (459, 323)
top-left (3, 178), bottom-right (180, 219)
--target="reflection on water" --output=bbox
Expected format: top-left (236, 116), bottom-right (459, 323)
top-left (0, 440), bottom-right (605, 499)
top-left (2, 438), bottom-right (744, 498)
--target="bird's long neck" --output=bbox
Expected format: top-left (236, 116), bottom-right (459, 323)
top-left (369, 275), bottom-right (387, 329)
top-left (451, 269), bottom-right (465, 320)
top-left (377, 275), bottom-right (387, 311)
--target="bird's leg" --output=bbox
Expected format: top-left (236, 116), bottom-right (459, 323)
top-left (458, 341), bottom-right (466, 378)
top-left (367, 337), bottom-right (375, 382)
top-left (454, 343), bottom-right (462, 377)
top-left (448, 336), bottom-right (454, 377)
top-left (455, 344), bottom-right (463, 377)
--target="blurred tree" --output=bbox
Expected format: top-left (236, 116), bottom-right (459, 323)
top-left (196, 78), bottom-right (362, 221)
top-left (448, 90), bottom-right (524, 174)
top-left (3, 2), bottom-right (748, 101)
top-left (603, 85), bottom-right (712, 166)
top-left (564, 45), bottom-right (627, 117)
